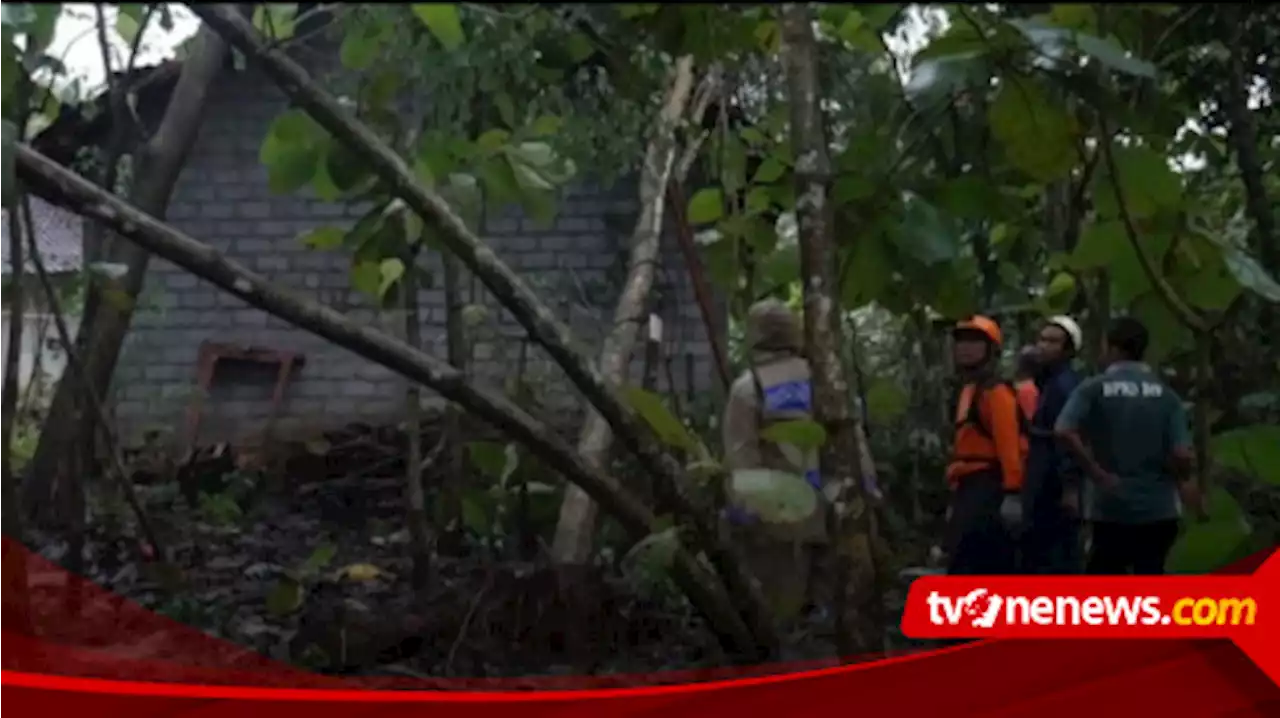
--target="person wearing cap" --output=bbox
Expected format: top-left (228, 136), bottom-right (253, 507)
top-left (943, 315), bottom-right (1025, 575)
top-left (1054, 317), bottom-right (1201, 574)
top-left (1021, 314), bottom-right (1086, 573)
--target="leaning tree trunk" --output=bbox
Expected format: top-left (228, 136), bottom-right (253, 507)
top-left (191, 3), bottom-right (778, 657)
top-left (551, 55), bottom-right (698, 566)
top-left (779, 3), bottom-right (883, 658)
top-left (0, 183), bottom-right (31, 632)
top-left (15, 141), bottom-right (765, 660)
top-left (24, 25), bottom-right (231, 527)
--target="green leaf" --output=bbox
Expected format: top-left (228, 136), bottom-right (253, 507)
top-left (350, 260), bottom-right (380, 296)
top-left (378, 258), bottom-right (404, 298)
top-left (1129, 292), bottom-right (1191, 363)
top-left (116, 6), bottom-right (143, 46)
top-left (1220, 246), bottom-right (1280, 303)
top-left (1097, 146), bottom-right (1182, 219)
top-left (1166, 488), bottom-right (1251, 574)
top-left (265, 578), bottom-right (305, 616)
top-left (1069, 220), bottom-right (1124, 270)
top-left (752, 157), bottom-right (787, 184)
top-left (566, 31), bottom-right (594, 63)
top-left (476, 128), bottom-right (509, 153)
top-left (530, 114), bottom-right (561, 137)
top-left (1047, 4), bottom-right (1097, 31)
top-left (842, 230), bottom-right (892, 308)
top-left (728, 469), bottom-right (819, 525)
top-left (837, 10), bottom-right (882, 52)
top-left (687, 187), bottom-right (724, 224)
top-left (905, 53), bottom-right (987, 109)
top-left (466, 441), bottom-right (512, 480)
top-left (864, 378), bottom-right (908, 422)
top-left (340, 23), bottom-right (382, 70)
top-left (1075, 33), bottom-right (1156, 79)
top-left (622, 525), bottom-right (681, 578)
top-left (25, 3), bottom-right (60, 58)
top-left (1044, 271), bottom-right (1077, 302)
top-left (299, 542), bottom-right (337, 576)
top-left (460, 492), bottom-right (491, 534)
top-left (259, 110), bottom-right (324, 194)
top-left (988, 78), bottom-right (1079, 182)
top-left (299, 226), bottom-right (345, 250)
top-left (1211, 425), bottom-right (1280, 486)
top-left (412, 3), bottom-right (465, 51)
top-left (1, 119), bottom-right (15, 209)
top-left (494, 93), bottom-right (516, 128)
top-left (253, 3), bottom-right (297, 41)
top-left (623, 386), bottom-right (698, 453)
top-left (760, 419), bottom-right (828, 452)
top-left (898, 195), bottom-right (959, 265)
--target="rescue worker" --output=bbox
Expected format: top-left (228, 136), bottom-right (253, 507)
top-left (1054, 317), bottom-right (1202, 575)
top-left (1014, 346), bottom-right (1041, 420)
top-left (720, 300), bottom-right (878, 622)
top-left (1022, 315), bottom-right (1086, 574)
top-left (944, 315), bottom-right (1025, 575)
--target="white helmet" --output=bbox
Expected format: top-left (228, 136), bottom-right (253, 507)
top-left (1047, 315), bottom-right (1083, 353)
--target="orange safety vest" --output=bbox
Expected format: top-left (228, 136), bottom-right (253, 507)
top-left (946, 379), bottom-right (1028, 492)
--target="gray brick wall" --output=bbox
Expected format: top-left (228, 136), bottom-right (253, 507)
top-left (112, 63), bottom-right (725, 445)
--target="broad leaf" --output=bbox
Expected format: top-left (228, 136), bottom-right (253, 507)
top-left (299, 542), bottom-right (337, 577)
top-left (299, 226), bottom-right (345, 250)
top-left (864, 378), bottom-right (909, 422)
top-left (1096, 146), bottom-right (1182, 219)
top-left (266, 578), bottom-right (305, 616)
top-left (378, 258), bottom-right (404, 298)
top-left (412, 4), bottom-right (465, 51)
top-left (760, 419), bottom-right (828, 452)
top-left (1211, 425), bottom-right (1280, 486)
top-left (624, 386), bottom-right (699, 453)
top-left (1166, 488), bottom-right (1251, 574)
top-left (687, 187), bottom-right (724, 224)
top-left (349, 260), bottom-right (381, 297)
top-left (729, 469), bottom-right (818, 525)
top-left (988, 78), bottom-right (1079, 182)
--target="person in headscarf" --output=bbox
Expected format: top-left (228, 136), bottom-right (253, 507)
top-left (720, 299), bottom-right (877, 623)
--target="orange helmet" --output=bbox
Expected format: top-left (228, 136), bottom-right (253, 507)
top-left (953, 315), bottom-right (1003, 347)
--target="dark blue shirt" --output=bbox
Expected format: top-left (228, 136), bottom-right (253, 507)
top-left (1025, 363), bottom-right (1082, 511)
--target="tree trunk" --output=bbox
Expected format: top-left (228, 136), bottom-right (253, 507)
top-left (15, 141), bottom-right (764, 660)
top-left (0, 191), bottom-right (31, 632)
top-left (400, 266), bottom-right (433, 593)
top-left (779, 3), bottom-right (883, 657)
top-left (24, 24), bottom-right (231, 527)
top-left (191, 4), bottom-right (778, 656)
top-left (551, 55), bottom-right (697, 566)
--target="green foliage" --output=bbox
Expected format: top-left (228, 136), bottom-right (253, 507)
top-left (759, 419), bottom-right (827, 452)
top-left (1166, 487), bottom-right (1251, 574)
top-left (1211, 425), bottom-right (1280, 487)
top-left (624, 386), bottom-right (701, 454)
top-left (728, 468), bottom-right (818, 525)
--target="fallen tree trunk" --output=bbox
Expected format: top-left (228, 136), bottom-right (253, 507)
top-left (551, 55), bottom-right (697, 565)
top-left (25, 23), bottom-right (231, 527)
top-left (14, 142), bottom-right (761, 660)
top-left (188, 3), bottom-right (777, 656)
top-left (780, 3), bottom-right (883, 657)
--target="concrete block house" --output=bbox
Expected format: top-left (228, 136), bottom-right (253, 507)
top-left (33, 25), bottom-right (725, 447)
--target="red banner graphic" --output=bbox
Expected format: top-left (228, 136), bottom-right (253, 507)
top-left (3, 537), bottom-right (1278, 715)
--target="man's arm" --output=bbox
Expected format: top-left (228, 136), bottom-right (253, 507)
top-left (1049, 373), bottom-right (1085, 490)
top-left (1165, 398), bottom-right (1195, 481)
top-left (722, 378), bottom-right (762, 473)
top-left (1054, 381), bottom-right (1117, 489)
top-left (984, 387), bottom-right (1024, 493)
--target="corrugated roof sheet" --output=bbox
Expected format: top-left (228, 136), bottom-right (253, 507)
top-left (1, 196), bottom-right (84, 275)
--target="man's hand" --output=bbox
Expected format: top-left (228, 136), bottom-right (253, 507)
top-left (1178, 480), bottom-right (1207, 521)
top-left (1061, 488), bottom-right (1080, 517)
top-left (1000, 493), bottom-right (1024, 532)
top-left (1090, 465), bottom-right (1120, 492)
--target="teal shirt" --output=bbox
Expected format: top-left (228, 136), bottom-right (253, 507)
top-left (1055, 362), bottom-right (1192, 524)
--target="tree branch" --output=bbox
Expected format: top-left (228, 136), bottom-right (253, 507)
top-left (1097, 121), bottom-right (1209, 334)
top-left (187, 3), bottom-right (777, 655)
top-left (14, 142), bottom-right (761, 660)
